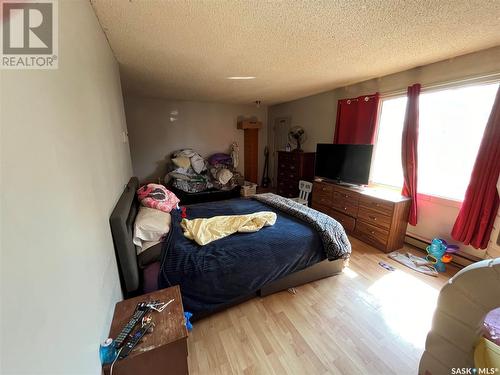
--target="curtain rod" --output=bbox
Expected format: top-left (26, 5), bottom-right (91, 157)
top-left (380, 71), bottom-right (500, 98)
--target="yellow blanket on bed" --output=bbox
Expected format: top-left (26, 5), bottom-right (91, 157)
top-left (181, 211), bottom-right (277, 246)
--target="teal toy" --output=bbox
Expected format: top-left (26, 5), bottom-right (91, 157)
top-left (425, 238), bottom-right (459, 272)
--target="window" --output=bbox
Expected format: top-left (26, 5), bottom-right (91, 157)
top-left (371, 82), bottom-right (499, 201)
top-left (370, 96), bottom-right (407, 188)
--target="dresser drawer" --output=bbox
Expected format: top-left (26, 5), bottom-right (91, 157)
top-left (332, 199), bottom-right (358, 218)
top-left (355, 221), bottom-right (389, 250)
top-left (333, 186), bottom-right (360, 203)
top-left (329, 210), bottom-right (356, 233)
top-left (357, 206), bottom-right (391, 230)
top-left (313, 195), bottom-right (333, 207)
top-left (333, 191), bottom-right (359, 207)
top-left (312, 183), bottom-right (333, 204)
top-left (312, 202), bottom-right (330, 215)
top-left (279, 152), bottom-right (298, 160)
top-left (277, 181), bottom-right (298, 195)
top-left (278, 162), bottom-right (299, 172)
top-left (278, 170), bottom-right (298, 181)
top-left (359, 195), bottom-right (394, 216)
top-left (313, 182), bottom-right (334, 195)
top-left (277, 188), bottom-right (296, 198)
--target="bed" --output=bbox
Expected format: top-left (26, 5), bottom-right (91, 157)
top-left (110, 177), bottom-right (350, 318)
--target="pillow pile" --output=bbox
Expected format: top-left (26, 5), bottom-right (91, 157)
top-left (172, 149), bottom-right (207, 174)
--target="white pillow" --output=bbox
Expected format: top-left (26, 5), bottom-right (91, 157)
top-left (133, 207), bottom-right (171, 252)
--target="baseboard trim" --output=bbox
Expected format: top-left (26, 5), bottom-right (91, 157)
top-left (404, 234), bottom-right (481, 269)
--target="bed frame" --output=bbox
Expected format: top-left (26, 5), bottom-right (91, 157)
top-left (110, 177), bottom-right (346, 299)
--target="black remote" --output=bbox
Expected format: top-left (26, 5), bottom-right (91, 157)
top-left (118, 323), bottom-right (153, 359)
top-left (114, 302), bottom-right (150, 348)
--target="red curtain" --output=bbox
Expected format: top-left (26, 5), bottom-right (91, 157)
top-left (401, 84), bottom-right (421, 226)
top-left (334, 93), bottom-right (380, 144)
top-left (451, 86), bottom-right (500, 249)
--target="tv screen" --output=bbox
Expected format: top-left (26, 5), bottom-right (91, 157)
top-left (315, 144), bottom-right (373, 185)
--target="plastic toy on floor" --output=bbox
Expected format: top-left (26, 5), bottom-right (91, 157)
top-left (425, 238), bottom-right (459, 272)
top-left (378, 261), bottom-right (395, 272)
top-left (184, 311), bottom-right (193, 332)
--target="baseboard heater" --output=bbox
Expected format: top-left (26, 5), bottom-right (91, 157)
top-left (404, 234), bottom-right (482, 269)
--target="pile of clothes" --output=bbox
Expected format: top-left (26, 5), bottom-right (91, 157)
top-left (164, 148), bottom-right (243, 193)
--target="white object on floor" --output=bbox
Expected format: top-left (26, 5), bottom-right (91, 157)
top-left (291, 180), bottom-right (312, 206)
top-left (388, 251), bottom-right (438, 277)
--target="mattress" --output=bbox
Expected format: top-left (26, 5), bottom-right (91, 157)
top-left (158, 198), bottom-right (344, 316)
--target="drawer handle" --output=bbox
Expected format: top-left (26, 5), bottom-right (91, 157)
top-left (344, 194), bottom-right (348, 198)
top-left (369, 215), bottom-right (377, 221)
top-left (322, 188), bottom-right (327, 191)
top-left (370, 231), bottom-right (375, 235)
top-left (343, 207), bottom-right (347, 211)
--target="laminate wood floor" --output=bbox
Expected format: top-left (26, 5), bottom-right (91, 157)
top-left (187, 237), bottom-right (459, 375)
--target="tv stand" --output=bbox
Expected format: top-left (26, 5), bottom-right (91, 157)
top-left (312, 180), bottom-right (411, 252)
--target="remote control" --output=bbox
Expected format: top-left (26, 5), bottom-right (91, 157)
top-left (114, 302), bottom-right (150, 348)
top-left (118, 323), bottom-right (153, 359)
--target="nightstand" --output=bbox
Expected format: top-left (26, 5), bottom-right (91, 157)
top-left (103, 286), bottom-right (188, 375)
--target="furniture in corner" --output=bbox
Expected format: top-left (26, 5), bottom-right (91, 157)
top-left (168, 184), bottom-right (241, 205)
top-left (276, 151), bottom-right (315, 198)
top-left (103, 286), bottom-right (188, 375)
top-left (237, 119), bottom-right (262, 184)
top-left (312, 181), bottom-right (411, 252)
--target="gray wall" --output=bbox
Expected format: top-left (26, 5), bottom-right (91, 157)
top-left (0, 1), bottom-right (133, 373)
top-left (124, 96), bottom-right (268, 183)
top-left (268, 46), bottom-right (500, 259)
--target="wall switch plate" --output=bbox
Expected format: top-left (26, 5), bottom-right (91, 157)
top-left (122, 131), bottom-right (128, 143)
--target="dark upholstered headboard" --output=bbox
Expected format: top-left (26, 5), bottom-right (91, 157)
top-left (109, 177), bottom-right (140, 297)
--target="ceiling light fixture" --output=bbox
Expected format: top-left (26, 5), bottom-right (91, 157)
top-left (226, 76), bottom-right (256, 80)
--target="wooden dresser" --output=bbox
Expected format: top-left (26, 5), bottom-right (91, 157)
top-left (276, 151), bottom-right (315, 198)
top-left (312, 180), bottom-right (411, 252)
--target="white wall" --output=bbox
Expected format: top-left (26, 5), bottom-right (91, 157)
top-left (268, 46), bottom-right (500, 259)
top-left (124, 96), bottom-right (268, 183)
top-left (0, 1), bottom-right (132, 373)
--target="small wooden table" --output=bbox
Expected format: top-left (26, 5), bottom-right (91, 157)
top-left (103, 286), bottom-right (188, 375)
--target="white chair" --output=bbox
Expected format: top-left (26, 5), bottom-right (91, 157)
top-left (291, 180), bottom-right (312, 206)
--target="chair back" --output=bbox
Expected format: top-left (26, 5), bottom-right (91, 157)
top-left (298, 180), bottom-right (313, 201)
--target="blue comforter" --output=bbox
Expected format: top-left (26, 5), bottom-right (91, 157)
top-left (158, 198), bottom-right (344, 316)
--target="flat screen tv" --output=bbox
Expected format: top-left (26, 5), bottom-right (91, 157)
top-left (315, 144), bottom-right (373, 185)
